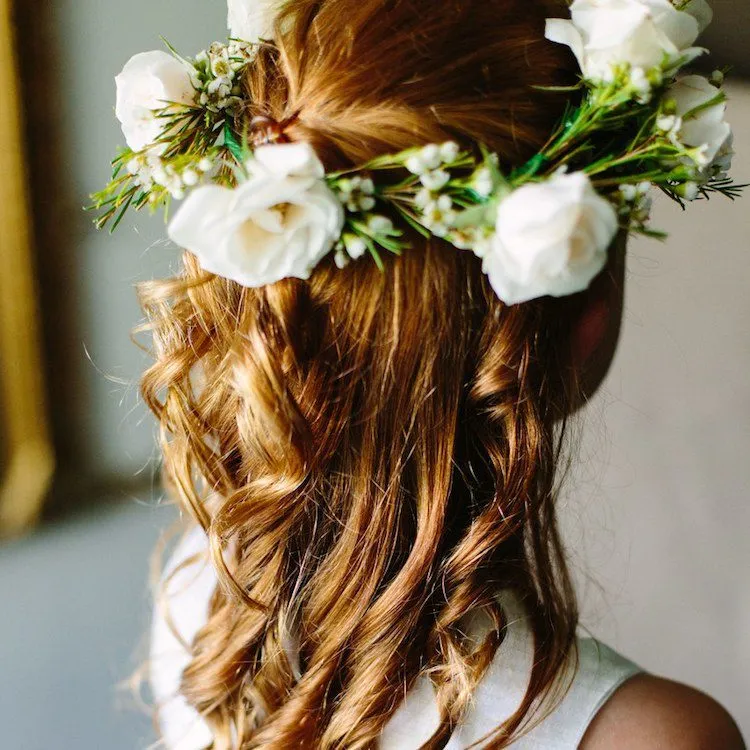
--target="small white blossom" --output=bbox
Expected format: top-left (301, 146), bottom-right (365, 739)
top-left (209, 45), bottom-right (234, 80)
top-left (208, 77), bottom-right (231, 97)
top-left (414, 188), bottom-right (432, 208)
top-left (420, 144), bottom-right (442, 170)
top-left (190, 41), bottom-right (252, 114)
top-left (406, 154), bottom-right (427, 176)
top-left (148, 157), bottom-right (168, 186)
top-left (125, 150), bottom-right (200, 198)
top-left (677, 181), bottom-right (700, 201)
top-left (440, 141), bottom-right (460, 164)
top-left (420, 169), bottom-right (451, 192)
top-left (472, 167), bottom-right (494, 198)
top-left (405, 143), bottom-right (452, 175)
top-left (368, 215), bottom-right (394, 234)
top-left (656, 114), bottom-right (682, 135)
top-left (634, 194), bottom-right (653, 222)
top-left (334, 248), bottom-right (350, 269)
top-left (422, 195), bottom-right (456, 238)
top-left (619, 183), bottom-right (638, 202)
top-left (337, 178), bottom-right (354, 197)
top-left (629, 66), bottom-right (652, 104)
top-left (343, 233), bottom-right (368, 259)
top-left (182, 169), bottom-right (199, 186)
top-left (619, 181), bottom-right (653, 223)
top-left (337, 175), bottom-right (378, 213)
top-left (198, 158), bottom-right (213, 172)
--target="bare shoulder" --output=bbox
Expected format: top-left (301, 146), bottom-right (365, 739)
top-left (579, 673), bottom-right (746, 750)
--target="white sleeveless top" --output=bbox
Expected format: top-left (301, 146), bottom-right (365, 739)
top-left (151, 529), bottom-right (644, 749)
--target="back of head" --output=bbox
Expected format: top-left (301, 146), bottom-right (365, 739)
top-left (141, 0), bottom-right (585, 746)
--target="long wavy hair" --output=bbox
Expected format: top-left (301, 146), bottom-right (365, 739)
top-left (140, 0), bottom-right (590, 747)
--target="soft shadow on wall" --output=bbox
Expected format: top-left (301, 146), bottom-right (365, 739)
top-left (13, 0), bottom-right (225, 519)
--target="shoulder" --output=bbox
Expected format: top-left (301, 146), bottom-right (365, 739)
top-left (580, 673), bottom-right (746, 750)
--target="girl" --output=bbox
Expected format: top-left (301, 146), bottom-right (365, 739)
top-left (112, 0), bottom-right (746, 747)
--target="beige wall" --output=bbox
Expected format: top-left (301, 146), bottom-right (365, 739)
top-left (564, 80), bottom-right (750, 738)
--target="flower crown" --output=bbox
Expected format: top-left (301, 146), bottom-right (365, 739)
top-left (91, 0), bottom-right (742, 305)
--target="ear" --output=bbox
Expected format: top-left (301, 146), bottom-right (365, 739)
top-left (571, 233), bottom-right (627, 402)
top-left (571, 284), bottom-right (612, 368)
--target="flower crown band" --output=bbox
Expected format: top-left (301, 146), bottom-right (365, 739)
top-left (90, 0), bottom-right (743, 306)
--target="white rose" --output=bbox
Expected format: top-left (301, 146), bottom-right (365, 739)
top-left (482, 172), bottom-right (618, 305)
top-left (167, 143), bottom-right (344, 287)
top-left (228, 0), bottom-right (279, 42)
top-left (545, 0), bottom-right (713, 84)
top-left (668, 74), bottom-right (733, 172)
top-left (115, 51), bottom-right (196, 153)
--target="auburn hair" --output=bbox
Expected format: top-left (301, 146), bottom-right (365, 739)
top-left (140, 0), bottom-right (590, 747)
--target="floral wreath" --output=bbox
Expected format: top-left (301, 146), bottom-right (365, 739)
top-left (91, 0), bottom-right (742, 305)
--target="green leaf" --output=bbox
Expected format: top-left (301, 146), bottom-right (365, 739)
top-left (682, 91), bottom-right (727, 121)
top-left (223, 122), bottom-right (246, 163)
top-left (109, 190), bottom-right (136, 233)
top-left (516, 152), bottom-right (548, 180)
top-left (362, 235), bottom-right (384, 271)
top-left (375, 235), bottom-right (404, 254)
top-left (531, 83), bottom-right (584, 93)
top-left (159, 36), bottom-right (195, 71)
top-left (635, 226), bottom-right (669, 241)
top-left (397, 210), bottom-right (431, 238)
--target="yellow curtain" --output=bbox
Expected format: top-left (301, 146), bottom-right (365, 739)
top-left (0, 0), bottom-right (54, 535)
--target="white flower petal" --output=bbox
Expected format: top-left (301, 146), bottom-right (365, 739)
top-left (547, 0), bottom-right (709, 85)
top-left (115, 51), bottom-right (196, 153)
top-left (484, 172), bottom-right (617, 305)
top-left (440, 141), bottom-right (460, 164)
top-left (252, 142), bottom-right (326, 179)
top-left (227, 0), bottom-right (279, 41)
top-left (167, 150), bottom-right (344, 287)
top-left (682, 0), bottom-right (713, 33)
top-left (643, 0), bottom-right (701, 51)
top-left (344, 234), bottom-right (368, 259)
top-left (544, 19), bottom-right (587, 71)
top-left (420, 169), bottom-right (451, 192)
top-left (406, 155), bottom-right (426, 175)
top-left (420, 144), bottom-right (442, 170)
top-left (669, 75), bottom-right (732, 167)
top-left (168, 185), bottom-right (237, 273)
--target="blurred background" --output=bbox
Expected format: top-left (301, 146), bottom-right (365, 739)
top-left (0, 0), bottom-right (747, 748)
